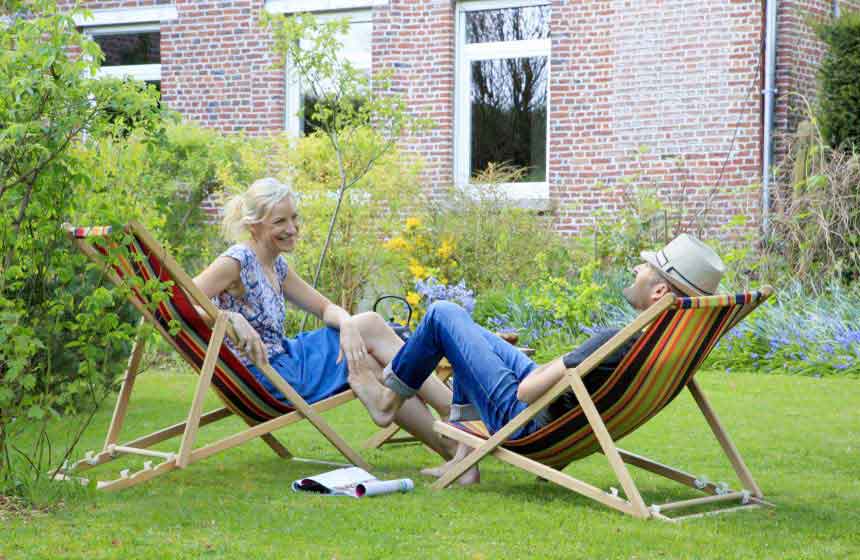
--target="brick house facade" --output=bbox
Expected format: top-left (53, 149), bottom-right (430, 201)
top-left (61, 0), bottom-right (860, 237)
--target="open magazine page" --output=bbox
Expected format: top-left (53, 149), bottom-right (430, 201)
top-left (292, 467), bottom-right (414, 498)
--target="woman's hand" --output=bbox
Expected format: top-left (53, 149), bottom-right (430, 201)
top-left (226, 312), bottom-right (268, 366)
top-left (337, 318), bottom-right (368, 371)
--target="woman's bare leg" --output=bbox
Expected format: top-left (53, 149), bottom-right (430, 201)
top-left (347, 356), bottom-right (456, 459)
top-left (350, 311), bottom-right (451, 418)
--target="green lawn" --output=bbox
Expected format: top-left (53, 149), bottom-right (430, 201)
top-left (3, 370), bottom-right (859, 559)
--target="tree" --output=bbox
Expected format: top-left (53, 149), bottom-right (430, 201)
top-left (0, 0), bottom-right (165, 497)
top-left (265, 12), bottom-right (429, 324)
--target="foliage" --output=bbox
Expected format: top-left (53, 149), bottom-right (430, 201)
top-left (265, 12), bottom-right (430, 315)
top-left (473, 258), bottom-right (608, 361)
top-left (389, 164), bottom-right (572, 303)
top-left (0, 1), bottom-right (246, 500)
top-left (812, 10), bottom-right (860, 149)
top-left (710, 281), bottom-right (860, 378)
top-left (253, 132), bottom-right (424, 332)
top-left (766, 116), bottom-right (860, 289)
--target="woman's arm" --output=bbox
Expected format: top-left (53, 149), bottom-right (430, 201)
top-left (193, 256), bottom-right (267, 365)
top-left (281, 268), bottom-right (366, 365)
top-left (194, 256), bottom-right (241, 299)
top-left (516, 358), bottom-right (568, 403)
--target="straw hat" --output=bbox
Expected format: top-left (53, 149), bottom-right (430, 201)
top-left (641, 233), bottom-right (725, 296)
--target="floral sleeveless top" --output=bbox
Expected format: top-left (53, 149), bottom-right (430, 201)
top-left (213, 244), bottom-right (290, 365)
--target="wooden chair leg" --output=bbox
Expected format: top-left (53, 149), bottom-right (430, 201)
top-left (177, 314), bottom-right (227, 468)
top-left (103, 327), bottom-right (147, 449)
top-left (568, 374), bottom-right (650, 518)
top-left (688, 378), bottom-right (763, 497)
top-left (259, 363), bottom-right (371, 471)
top-left (363, 423), bottom-right (401, 449)
top-left (260, 433), bottom-right (292, 459)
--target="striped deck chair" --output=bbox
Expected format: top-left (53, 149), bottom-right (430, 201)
top-left (431, 289), bottom-right (773, 521)
top-left (58, 222), bottom-right (370, 491)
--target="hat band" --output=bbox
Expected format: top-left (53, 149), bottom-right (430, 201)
top-left (657, 250), bottom-right (714, 296)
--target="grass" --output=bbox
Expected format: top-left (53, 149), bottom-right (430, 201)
top-left (3, 369), bottom-right (859, 559)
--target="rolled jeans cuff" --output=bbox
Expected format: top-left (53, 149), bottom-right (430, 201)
top-left (449, 403), bottom-right (481, 422)
top-left (383, 363), bottom-right (418, 399)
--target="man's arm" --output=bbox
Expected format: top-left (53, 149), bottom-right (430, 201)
top-left (516, 358), bottom-right (568, 403)
top-left (516, 329), bottom-right (625, 404)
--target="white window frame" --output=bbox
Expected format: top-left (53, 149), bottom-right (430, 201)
top-left (77, 6), bottom-right (176, 84)
top-left (277, 9), bottom-right (374, 136)
top-left (265, 0), bottom-right (386, 14)
top-left (455, 0), bottom-right (551, 201)
top-left (73, 6), bottom-right (177, 27)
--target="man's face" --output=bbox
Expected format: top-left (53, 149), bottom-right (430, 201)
top-left (622, 263), bottom-right (668, 311)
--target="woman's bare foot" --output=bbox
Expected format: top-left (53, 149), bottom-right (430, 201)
top-left (348, 359), bottom-right (404, 427)
top-left (420, 443), bottom-right (480, 486)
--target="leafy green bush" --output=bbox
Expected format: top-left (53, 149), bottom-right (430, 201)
top-left (0, 2), bottom-right (231, 499)
top-left (473, 259), bottom-right (609, 362)
top-left (813, 10), bottom-right (860, 149)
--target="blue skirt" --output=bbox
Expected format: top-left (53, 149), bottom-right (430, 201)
top-left (247, 327), bottom-right (349, 406)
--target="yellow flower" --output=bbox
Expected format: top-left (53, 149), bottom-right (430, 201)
top-left (408, 259), bottom-right (429, 280)
top-left (406, 291), bottom-right (421, 307)
top-left (405, 216), bottom-right (422, 231)
top-left (384, 236), bottom-right (409, 252)
top-left (436, 238), bottom-right (455, 259)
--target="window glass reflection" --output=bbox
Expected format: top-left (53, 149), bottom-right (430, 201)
top-left (94, 32), bottom-right (161, 66)
top-left (465, 5), bottom-right (549, 44)
top-left (470, 57), bottom-right (547, 182)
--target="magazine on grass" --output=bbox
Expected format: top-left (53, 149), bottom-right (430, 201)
top-left (291, 467), bottom-right (414, 498)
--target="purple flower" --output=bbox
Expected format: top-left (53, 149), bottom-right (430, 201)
top-left (415, 277), bottom-right (475, 314)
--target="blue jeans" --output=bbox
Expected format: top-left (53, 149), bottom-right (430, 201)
top-left (386, 301), bottom-right (543, 438)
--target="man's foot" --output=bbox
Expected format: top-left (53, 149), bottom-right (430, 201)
top-left (348, 360), bottom-right (403, 427)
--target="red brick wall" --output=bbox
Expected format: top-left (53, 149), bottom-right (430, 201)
top-left (63, 0), bottom-right (284, 135)
top-left (372, 0), bottom-right (456, 198)
top-left (550, 0), bottom-right (763, 238)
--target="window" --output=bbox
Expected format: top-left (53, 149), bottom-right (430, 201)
top-left (75, 6), bottom-right (176, 91)
top-left (455, 1), bottom-right (550, 200)
top-left (282, 10), bottom-right (373, 136)
top-left (87, 25), bottom-right (162, 90)
top-left (89, 25), bottom-right (162, 91)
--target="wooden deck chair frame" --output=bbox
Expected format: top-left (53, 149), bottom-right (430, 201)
top-left (430, 290), bottom-right (774, 521)
top-left (57, 222), bottom-right (370, 491)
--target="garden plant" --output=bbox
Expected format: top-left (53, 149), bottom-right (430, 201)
top-left (1, 1), bottom-right (859, 556)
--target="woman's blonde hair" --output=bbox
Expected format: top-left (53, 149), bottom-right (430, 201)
top-left (221, 177), bottom-right (295, 242)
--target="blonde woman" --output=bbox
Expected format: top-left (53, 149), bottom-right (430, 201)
top-left (194, 177), bottom-right (456, 461)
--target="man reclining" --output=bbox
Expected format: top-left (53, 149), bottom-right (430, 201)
top-left (349, 234), bottom-right (726, 484)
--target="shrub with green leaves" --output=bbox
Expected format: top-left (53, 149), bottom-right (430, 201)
top-left (0, 1), bottom-right (217, 498)
top-left (281, 131), bottom-right (424, 326)
top-left (813, 10), bottom-right (860, 149)
top-left (473, 258), bottom-right (608, 361)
